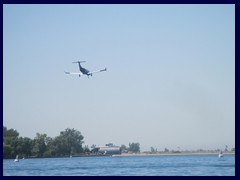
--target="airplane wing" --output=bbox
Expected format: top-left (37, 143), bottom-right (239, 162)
top-left (88, 68), bottom-right (107, 75)
top-left (65, 71), bottom-right (83, 75)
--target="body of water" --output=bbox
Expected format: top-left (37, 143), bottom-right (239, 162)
top-left (3, 154), bottom-right (235, 176)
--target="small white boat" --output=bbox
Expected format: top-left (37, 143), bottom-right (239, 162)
top-left (14, 155), bottom-right (19, 162)
top-left (218, 152), bottom-right (224, 158)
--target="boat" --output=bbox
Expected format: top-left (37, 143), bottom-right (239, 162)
top-left (14, 155), bottom-right (19, 162)
top-left (218, 152), bottom-right (223, 158)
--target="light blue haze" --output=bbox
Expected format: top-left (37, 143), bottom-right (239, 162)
top-left (3, 4), bottom-right (235, 151)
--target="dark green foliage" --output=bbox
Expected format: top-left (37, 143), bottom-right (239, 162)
top-left (83, 145), bottom-right (90, 153)
top-left (3, 127), bottom-right (19, 138)
top-left (53, 128), bottom-right (84, 156)
top-left (32, 133), bottom-right (48, 157)
top-left (3, 144), bottom-right (12, 158)
top-left (150, 147), bottom-right (158, 153)
top-left (3, 126), bottom-right (85, 159)
top-left (121, 144), bottom-right (128, 151)
top-left (164, 148), bottom-right (169, 153)
top-left (128, 142), bottom-right (140, 153)
top-left (3, 127), bottom-right (20, 158)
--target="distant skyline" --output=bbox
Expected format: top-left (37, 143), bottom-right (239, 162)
top-left (3, 4), bottom-right (235, 151)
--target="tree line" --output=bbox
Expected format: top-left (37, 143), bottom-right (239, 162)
top-left (121, 143), bottom-right (140, 153)
top-left (3, 126), bottom-right (87, 159)
top-left (3, 126), bottom-right (141, 159)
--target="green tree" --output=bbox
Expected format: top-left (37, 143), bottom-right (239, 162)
top-left (225, 145), bottom-right (228, 152)
top-left (3, 144), bottom-right (12, 158)
top-left (54, 128), bottom-right (84, 156)
top-left (44, 137), bottom-right (57, 157)
top-left (3, 127), bottom-right (19, 138)
top-left (121, 144), bottom-right (128, 152)
top-left (91, 144), bottom-right (96, 149)
top-left (32, 133), bottom-right (48, 157)
top-left (164, 148), bottom-right (169, 153)
top-left (16, 137), bottom-right (24, 156)
top-left (3, 127), bottom-right (85, 158)
top-left (3, 126), bottom-right (20, 158)
top-left (129, 142), bottom-right (140, 153)
top-left (150, 147), bottom-right (157, 153)
top-left (83, 145), bottom-right (90, 153)
top-left (21, 137), bottom-right (33, 157)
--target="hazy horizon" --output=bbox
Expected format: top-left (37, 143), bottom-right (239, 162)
top-left (3, 4), bottom-right (235, 152)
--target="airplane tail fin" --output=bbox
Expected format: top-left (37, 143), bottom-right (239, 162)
top-left (72, 61), bottom-right (86, 63)
top-left (72, 61), bottom-right (85, 71)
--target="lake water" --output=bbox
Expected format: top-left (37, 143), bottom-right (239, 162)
top-left (3, 154), bottom-right (235, 176)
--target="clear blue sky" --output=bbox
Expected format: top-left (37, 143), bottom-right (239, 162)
top-left (3, 4), bottom-right (235, 151)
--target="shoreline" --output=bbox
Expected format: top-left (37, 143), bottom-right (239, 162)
top-left (113, 152), bottom-right (235, 157)
top-left (3, 152), bottom-right (235, 160)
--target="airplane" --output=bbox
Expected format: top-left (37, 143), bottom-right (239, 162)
top-left (65, 61), bottom-right (107, 78)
